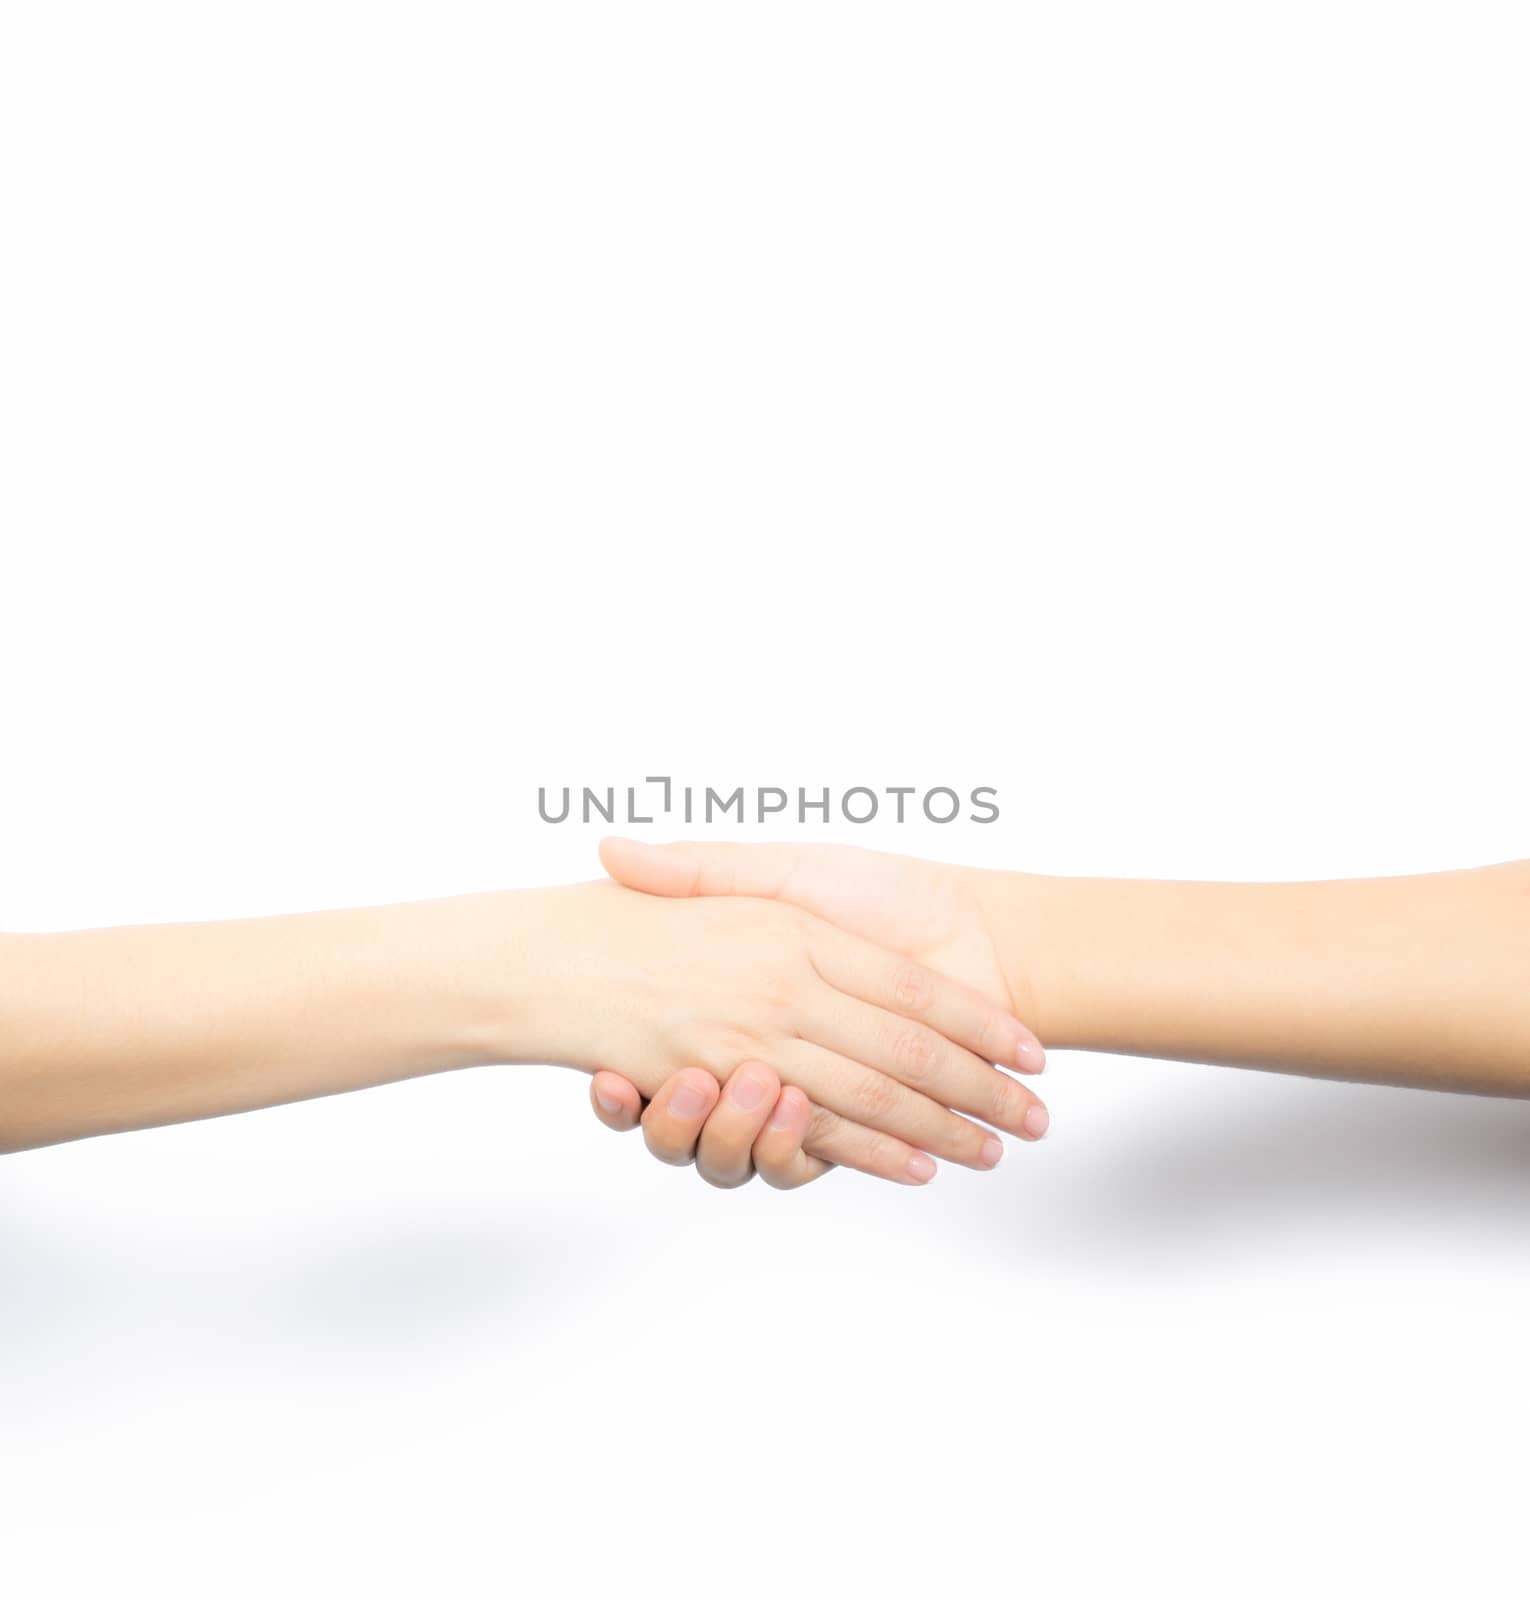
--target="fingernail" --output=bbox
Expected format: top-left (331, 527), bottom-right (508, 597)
top-left (668, 1082), bottom-right (709, 1120)
top-left (768, 1091), bottom-right (799, 1131)
top-left (1016, 1037), bottom-right (1046, 1074)
top-left (980, 1135), bottom-right (1004, 1169)
top-left (905, 1153), bottom-right (937, 1184)
top-left (1023, 1104), bottom-right (1050, 1140)
top-left (593, 1087), bottom-right (622, 1115)
top-left (728, 1070), bottom-right (767, 1112)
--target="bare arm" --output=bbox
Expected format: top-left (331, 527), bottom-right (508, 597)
top-left (0, 893), bottom-right (532, 1151)
top-left (986, 860), bottom-right (1530, 1094)
top-left (601, 840), bottom-right (1530, 1096)
top-left (0, 882), bottom-right (1041, 1182)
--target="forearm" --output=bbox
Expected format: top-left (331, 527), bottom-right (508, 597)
top-left (0, 889), bottom-right (583, 1153)
top-left (977, 862), bottom-right (1530, 1093)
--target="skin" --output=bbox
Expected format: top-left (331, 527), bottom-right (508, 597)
top-left (0, 879), bottom-right (1046, 1184)
top-left (594, 837), bottom-right (1530, 1185)
top-left (590, 1062), bottom-right (821, 1189)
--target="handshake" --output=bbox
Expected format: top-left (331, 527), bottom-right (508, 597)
top-left (5, 838), bottom-right (1524, 1162)
top-left (574, 837), bottom-right (1050, 1192)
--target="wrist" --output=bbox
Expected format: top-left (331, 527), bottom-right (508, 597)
top-left (964, 866), bottom-right (1071, 1046)
top-left (468, 881), bottom-right (630, 1072)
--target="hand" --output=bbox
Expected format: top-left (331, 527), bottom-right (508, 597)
top-left (598, 836), bottom-right (1039, 1040)
top-left (589, 1062), bottom-right (828, 1190)
top-left (579, 850), bottom-right (1051, 1184)
top-left (588, 841), bottom-right (1048, 1169)
top-left (540, 881), bottom-right (1044, 1184)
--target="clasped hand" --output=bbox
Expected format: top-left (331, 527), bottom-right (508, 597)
top-left (572, 841), bottom-right (1048, 1191)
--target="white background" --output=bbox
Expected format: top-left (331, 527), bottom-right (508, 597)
top-left (3, 3), bottom-right (1527, 1595)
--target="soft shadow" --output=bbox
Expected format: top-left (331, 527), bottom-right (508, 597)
top-left (973, 1076), bottom-right (1530, 1269)
top-left (0, 1209), bottom-right (615, 1362)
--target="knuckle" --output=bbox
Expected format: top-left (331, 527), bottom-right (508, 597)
top-left (702, 1122), bottom-right (755, 1172)
top-left (969, 1008), bottom-right (1000, 1062)
top-left (759, 1159), bottom-right (804, 1191)
top-left (890, 1024), bottom-right (938, 1084)
top-left (699, 1162), bottom-right (751, 1190)
top-left (642, 1118), bottom-right (698, 1167)
top-left (957, 1116), bottom-right (990, 1161)
top-left (852, 1124), bottom-right (892, 1163)
top-left (928, 1112), bottom-right (983, 1162)
top-left (890, 960), bottom-right (933, 1014)
top-left (993, 1075), bottom-right (1029, 1130)
top-left (852, 1071), bottom-right (900, 1123)
top-left (751, 1141), bottom-right (788, 1181)
top-left (648, 1143), bottom-right (695, 1168)
top-left (804, 1105), bottom-right (838, 1153)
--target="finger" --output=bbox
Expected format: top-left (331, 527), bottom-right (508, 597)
top-left (781, 1038), bottom-right (1007, 1170)
top-left (693, 1060), bottom-right (778, 1189)
top-left (805, 981), bottom-right (1049, 1145)
top-left (601, 835), bottom-right (810, 900)
top-left (751, 1086), bottom-right (832, 1190)
top-left (800, 1101), bottom-right (939, 1187)
top-left (809, 926), bottom-right (1046, 1078)
top-left (640, 1069), bottom-right (721, 1167)
top-left (589, 1071), bottom-right (645, 1132)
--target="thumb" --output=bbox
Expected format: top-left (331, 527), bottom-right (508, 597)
top-left (589, 1071), bottom-right (644, 1132)
top-left (599, 836), bottom-right (805, 900)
